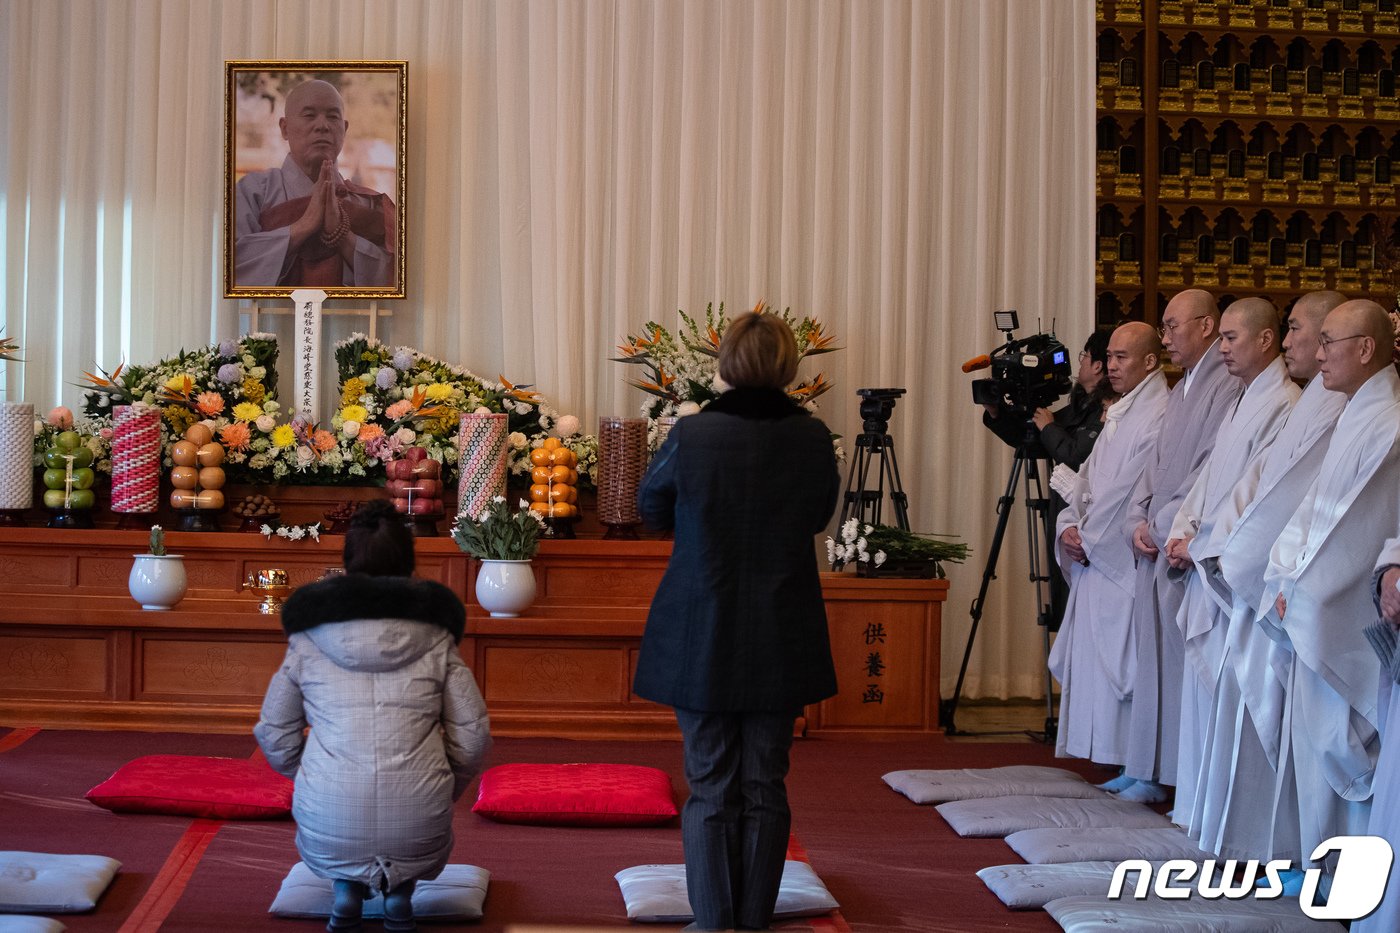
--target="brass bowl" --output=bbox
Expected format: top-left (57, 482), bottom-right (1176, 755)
top-left (245, 568), bottom-right (291, 614)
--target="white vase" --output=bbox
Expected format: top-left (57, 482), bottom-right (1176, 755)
top-left (475, 559), bottom-right (536, 618)
top-left (128, 554), bottom-right (188, 610)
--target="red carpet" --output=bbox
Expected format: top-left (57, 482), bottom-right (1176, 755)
top-left (1, 726), bottom-right (1108, 931)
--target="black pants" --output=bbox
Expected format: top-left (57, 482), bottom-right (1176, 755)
top-left (674, 708), bottom-right (796, 931)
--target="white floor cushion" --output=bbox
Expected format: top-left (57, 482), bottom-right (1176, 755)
top-left (1005, 827), bottom-right (1212, 864)
top-left (883, 766), bottom-right (1107, 804)
top-left (0, 852), bottom-right (120, 913)
top-left (1044, 892), bottom-right (1347, 932)
top-left (936, 795), bottom-right (1171, 837)
top-left (977, 861), bottom-right (1168, 909)
top-left (615, 861), bottom-right (838, 922)
top-left (268, 863), bottom-right (489, 920)
top-left (0, 919), bottom-right (66, 933)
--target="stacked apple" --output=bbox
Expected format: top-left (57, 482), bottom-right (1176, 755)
top-left (169, 423), bottom-right (226, 511)
top-left (386, 446), bottom-right (443, 515)
top-left (41, 430), bottom-right (97, 511)
top-left (528, 438), bottom-right (579, 519)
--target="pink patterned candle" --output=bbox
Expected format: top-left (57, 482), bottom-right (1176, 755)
top-left (456, 413), bottom-right (508, 520)
top-left (110, 405), bottom-right (162, 513)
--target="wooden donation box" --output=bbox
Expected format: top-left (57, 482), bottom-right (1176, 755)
top-left (0, 527), bottom-right (946, 738)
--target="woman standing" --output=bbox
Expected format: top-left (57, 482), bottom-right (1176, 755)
top-left (256, 500), bottom-right (491, 933)
top-left (634, 311), bottom-right (841, 932)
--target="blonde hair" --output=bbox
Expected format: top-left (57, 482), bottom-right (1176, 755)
top-left (717, 311), bottom-right (800, 390)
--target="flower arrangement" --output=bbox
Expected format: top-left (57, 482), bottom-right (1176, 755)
top-left (331, 334), bottom-right (598, 486)
top-left (826, 519), bottom-right (969, 579)
top-left (614, 301), bottom-right (839, 419)
top-left (68, 333), bottom-right (598, 489)
top-left (260, 521), bottom-right (322, 542)
top-left (451, 496), bottom-right (546, 561)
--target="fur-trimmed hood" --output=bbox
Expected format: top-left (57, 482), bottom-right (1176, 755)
top-left (280, 574), bottom-right (465, 642)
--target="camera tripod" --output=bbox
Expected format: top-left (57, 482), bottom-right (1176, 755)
top-left (939, 429), bottom-right (1060, 743)
top-left (834, 390), bottom-right (910, 555)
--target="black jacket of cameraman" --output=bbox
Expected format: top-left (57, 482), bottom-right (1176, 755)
top-left (982, 384), bottom-right (1103, 470)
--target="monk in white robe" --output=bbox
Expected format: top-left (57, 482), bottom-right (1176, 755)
top-left (1165, 299), bottom-right (1299, 828)
top-left (234, 80), bottom-right (395, 288)
top-left (1119, 290), bottom-right (1242, 803)
top-left (1261, 299), bottom-right (1400, 878)
top-left (1049, 323), bottom-right (1168, 766)
top-left (1189, 290), bottom-right (1348, 862)
top-left (1353, 535), bottom-right (1400, 933)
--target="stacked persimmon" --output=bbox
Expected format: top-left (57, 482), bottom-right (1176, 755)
top-left (169, 423), bottom-right (226, 511)
top-left (528, 438), bottom-right (578, 519)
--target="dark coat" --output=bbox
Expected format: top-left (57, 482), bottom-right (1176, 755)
top-left (982, 385), bottom-right (1105, 470)
top-left (632, 388), bottom-right (841, 712)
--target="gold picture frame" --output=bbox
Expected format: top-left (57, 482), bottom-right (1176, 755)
top-left (224, 60), bottom-right (407, 299)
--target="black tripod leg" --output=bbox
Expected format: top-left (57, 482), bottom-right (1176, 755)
top-left (940, 453), bottom-right (1024, 734)
top-left (1020, 456), bottom-right (1059, 745)
top-left (881, 435), bottom-right (911, 531)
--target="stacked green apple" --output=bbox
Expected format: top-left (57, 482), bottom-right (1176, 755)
top-left (42, 431), bottom-right (96, 511)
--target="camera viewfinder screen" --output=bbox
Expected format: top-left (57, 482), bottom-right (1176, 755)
top-left (1054, 350), bottom-right (1067, 365)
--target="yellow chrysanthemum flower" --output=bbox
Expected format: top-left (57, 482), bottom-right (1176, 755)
top-left (340, 377), bottom-right (364, 406)
top-left (232, 402), bottom-right (263, 422)
top-left (339, 404), bottom-right (369, 424)
top-left (241, 377), bottom-right (265, 404)
top-left (271, 424), bottom-right (297, 448)
top-left (424, 382), bottom-right (454, 402)
top-left (162, 406), bottom-right (196, 434)
top-left (420, 415), bottom-right (456, 436)
top-left (164, 374), bottom-right (195, 391)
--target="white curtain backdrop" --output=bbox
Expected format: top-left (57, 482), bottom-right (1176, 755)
top-left (0, 0), bottom-right (1094, 700)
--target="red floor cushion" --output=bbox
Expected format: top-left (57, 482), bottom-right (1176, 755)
top-left (473, 763), bottom-right (678, 826)
top-left (85, 754), bottom-right (294, 819)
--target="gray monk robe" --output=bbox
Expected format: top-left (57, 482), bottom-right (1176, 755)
top-left (1171, 355), bottom-right (1299, 830)
top-left (1352, 536), bottom-right (1400, 933)
top-left (1049, 370), bottom-right (1170, 764)
top-left (1260, 365), bottom-right (1400, 868)
top-left (1124, 343), bottom-right (1241, 786)
top-left (1192, 375), bottom-right (1346, 860)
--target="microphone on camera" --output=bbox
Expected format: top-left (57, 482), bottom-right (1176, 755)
top-left (961, 354), bottom-right (992, 374)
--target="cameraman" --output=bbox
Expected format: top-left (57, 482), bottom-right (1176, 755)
top-left (981, 330), bottom-right (1116, 470)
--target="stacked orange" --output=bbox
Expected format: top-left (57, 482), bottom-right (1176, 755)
top-left (527, 438), bottom-right (579, 519)
top-left (169, 423), bottom-right (226, 511)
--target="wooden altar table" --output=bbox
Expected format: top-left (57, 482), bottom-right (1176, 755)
top-left (0, 527), bottom-right (946, 738)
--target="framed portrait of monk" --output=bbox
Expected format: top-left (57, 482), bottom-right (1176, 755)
top-left (224, 61), bottom-right (407, 299)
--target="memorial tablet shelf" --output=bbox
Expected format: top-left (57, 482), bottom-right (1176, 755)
top-left (1096, 0), bottom-right (1400, 328)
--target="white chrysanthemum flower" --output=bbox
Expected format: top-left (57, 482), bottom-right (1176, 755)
top-left (856, 537), bottom-right (867, 552)
top-left (342, 420), bottom-right (361, 438)
top-left (841, 517), bottom-right (859, 540)
top-left (295, 446), bottom-right (315, 464)
top-left (874, 550), bottom-right (887, 567)
top-left (255, 415), bottom-right (276, 433)
top-left (555, 414), bottom-right (580, 437)
top-left (825, 538), bottom-right (836, 563)
top-left (508, 431), bottom-right (527, 448)
top-left (863, 524), bottom-right (873, 535)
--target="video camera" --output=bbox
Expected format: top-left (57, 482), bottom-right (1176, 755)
top-left (966, 310), bottom-right (1072, 416)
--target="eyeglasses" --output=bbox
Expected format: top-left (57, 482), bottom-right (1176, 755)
top-left (1158, 314), bottom-right (1209, 338)
top-left (1317, 333), bottom-right (1368, 356)
top-left (1078, 350), bottom-right (1091, 362)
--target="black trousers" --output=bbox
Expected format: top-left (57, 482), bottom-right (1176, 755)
top-left (674, 707), bottom-right (797, 931)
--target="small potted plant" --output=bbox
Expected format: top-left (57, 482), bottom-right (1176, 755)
top-left (826, 519), bottom-right (969, 579)
top-left (451, 496), bottom-right (546, 617)
top-left (128, 525), bottom-right (187, 610)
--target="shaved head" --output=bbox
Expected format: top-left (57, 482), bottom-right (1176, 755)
top-left (1222, 297), bottom-right (1280, 337)
top-left (1106, 321), bottom-right (1162, 396)
top-left (1283, 291), bottom-right (1347, 381)
top-left (1317, 299), bottom-right (1396, 395)
top-left (1176, 288), bottom-right (1222, 322)
top-left (1220, 298), bottom-right (1281, 383)
top-left (1291, 290), bottom-right (1347, 329)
